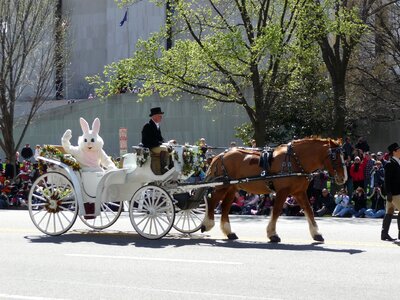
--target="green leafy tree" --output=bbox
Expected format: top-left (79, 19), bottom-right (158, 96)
top-left (301, 0), bottom-right (400, 136)
top-left (89, 0), bottom-right (328, 146)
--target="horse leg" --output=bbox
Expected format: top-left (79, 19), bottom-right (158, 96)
top-left (219, 187), bottom-right (238, 240)
top-left (267, 190), bottom-right (288, 243)
top-left (201, 188), bottom-right (225, 233)
top-left (294, 191), bottom-right (324, 242)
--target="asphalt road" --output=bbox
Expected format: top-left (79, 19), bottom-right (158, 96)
top-left (1, 210), bottom-right (399, 300)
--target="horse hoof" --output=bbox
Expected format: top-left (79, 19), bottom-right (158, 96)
top-left (269, 235), bottom-right (281, 243)
top-left (313, 234), bottom-right (324, 242)
top-left (227, 233), bottom-right (238, 240)
top-left (200, 225), bottom-right (206, 233)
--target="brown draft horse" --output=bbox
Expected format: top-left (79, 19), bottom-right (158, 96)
top-left (200, 137), bottom-right (347, 242)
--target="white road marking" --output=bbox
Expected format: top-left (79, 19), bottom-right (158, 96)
top-left (0, 294), bottom-right (67, 300)
top-left (65, 253), bottom-right (243, 265)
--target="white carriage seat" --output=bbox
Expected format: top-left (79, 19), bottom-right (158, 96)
top-left (96, 168), bottom-right (129, 204)
top-left (81, 171), bottom-right (104, 199)
top-left (122, 152), bottom-right (137, 173)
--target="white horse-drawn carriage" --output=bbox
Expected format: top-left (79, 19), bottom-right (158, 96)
top-left (27, 145), bottom-right (211, 239)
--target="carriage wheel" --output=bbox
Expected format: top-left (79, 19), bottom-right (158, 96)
top-left (28, 172), bottom-right (78, 236)
top-left (173, 189), bottom-right (208, 234)
top-left (129, 185), bottom-right (175, 240)
top-left (79, 201), bottom-right (123, 230)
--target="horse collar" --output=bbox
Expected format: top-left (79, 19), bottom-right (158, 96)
top-left (282, 142), bottom-right (306, 174)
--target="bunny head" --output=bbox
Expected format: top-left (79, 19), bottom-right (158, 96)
top-left (77, 117), bottom-right (104, 152)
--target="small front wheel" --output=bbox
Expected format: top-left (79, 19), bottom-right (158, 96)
top-left (129, 185), bottom-right (175, 239)
top-left (173, 189), bottom-right (208, 234)
top-left (28, 172), bottom-right (78, 236)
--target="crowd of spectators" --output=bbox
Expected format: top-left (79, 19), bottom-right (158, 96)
top-left (0, 144), bottom-right (42, 209)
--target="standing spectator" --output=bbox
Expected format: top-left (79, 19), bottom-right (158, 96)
top-left (349, 156), bottom-right (368, 191)
top-left (376, 151), bottom-right (387, 166)
top-left (34, 145), bottom-right (42, 161)
top-left (344, 156), bottom-right (353, 197)
top-left (315, 188), bottom-right (336, 217)
top-left (370, 160), bottom-right (385, 190)
top-left (355, 137), bottom-right (370, 153)
top-left (363, 152), bottom-right (375, 192)
top-left (381, 142), bottom-right (400, 241)
top-left (342, 136), bottom-right (354, 160)
top-left (4, 158), bottom-right (14, 179)
top-left (351, 187), bottom-right (367, 217)
top-left (21, 144), bottom-right (33, 161)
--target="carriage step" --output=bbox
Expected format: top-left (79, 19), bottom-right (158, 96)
top-left (83, 202), bottom-right (96, 219)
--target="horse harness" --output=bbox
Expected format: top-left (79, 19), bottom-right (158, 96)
top-left (209, 142), bottom-right (344, 189)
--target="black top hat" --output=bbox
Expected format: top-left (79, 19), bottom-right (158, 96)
top-left (387, 142), bottom-right (400, 154)
top-left (149, 107), bottom-right (164, 117)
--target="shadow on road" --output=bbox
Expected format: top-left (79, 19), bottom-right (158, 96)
top-left (24, 230), bottom-right (364, 255)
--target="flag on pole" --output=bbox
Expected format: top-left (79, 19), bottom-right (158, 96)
top-left (119, 10), bottom-right (128, 26)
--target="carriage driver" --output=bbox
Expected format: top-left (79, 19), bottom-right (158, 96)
top-left (141, 107), bottom-right (171, 175)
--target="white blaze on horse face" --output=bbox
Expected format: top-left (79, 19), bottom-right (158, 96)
top-left (338, 153), bottom-right (348, 184)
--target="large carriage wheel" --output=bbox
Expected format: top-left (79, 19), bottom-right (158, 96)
top-left (28, 172), bottom-right (78, 236)
top-left (173, 188), bottom-right (208, 234)
top-left (129, 185), bottom-right (175, 239)
top-left (79, 201), bottom-right (123, 230)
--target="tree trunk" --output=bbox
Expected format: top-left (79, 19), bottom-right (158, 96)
top-left (331, 79), bottom-right (346, 138)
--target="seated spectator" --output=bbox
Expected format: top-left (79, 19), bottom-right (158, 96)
top-left (332, 189), bottom-right (352, 217)
top-left (0, 192), bottom-right (9, 209)
top-left (242, 193), bottom-right (260, 215)
top-left (256, 194), bottom-right (273, 216)
top-left (283, 195), bottom-right (301, 216)
top-left (364, 187), bottom-right (386, 218)
top-left (315, 188), bottom-right (335, 217)
top-left (229, 191), bottom-right (245, 214)
top-left (351, 187), bottom-right (367, 217)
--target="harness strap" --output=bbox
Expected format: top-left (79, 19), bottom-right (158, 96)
top-left (282, 142), bottom-right (293, 173)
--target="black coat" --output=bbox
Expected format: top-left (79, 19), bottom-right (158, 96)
top-left (384, 157), bottom-right (400, 196)
top-left (21, 147), bottom-right (33, 160)
top-left (141, 119), bottom-right (164, 149)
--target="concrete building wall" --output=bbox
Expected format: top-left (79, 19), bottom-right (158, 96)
top-left (13, 94), bottom-right (249, 158)
top-left (63, 0), bottom-right (165, 99)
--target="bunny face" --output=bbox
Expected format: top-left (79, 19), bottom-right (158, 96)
top-left (78, 118), bottom-right (104, 152)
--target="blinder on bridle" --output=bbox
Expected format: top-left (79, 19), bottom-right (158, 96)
top-left (327, 146), bottom-right (346, 180)
top-left (328, 146), bottom-right (343, 161)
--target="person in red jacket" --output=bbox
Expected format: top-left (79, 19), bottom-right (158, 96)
top-left (349, 155), bottom-right (369, 191)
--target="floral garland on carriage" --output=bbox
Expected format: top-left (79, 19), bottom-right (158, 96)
top-left (174, 146), bottom-right (207, 178)
top-left (39, 145), bottom-right (81, 171)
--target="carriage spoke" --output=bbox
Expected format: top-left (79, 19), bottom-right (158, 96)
top-left (28, 172), bottom-right (78, 236)
top-left (130, 185), bottom-right (174, 239)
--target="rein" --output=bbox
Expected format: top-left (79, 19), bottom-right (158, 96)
top-left (281, 141), bottom-right (344, 180)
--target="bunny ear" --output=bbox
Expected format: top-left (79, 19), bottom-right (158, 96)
top-left (80, 117), bottom-right (90, 134)
top-left (92, 118), bottom-right (100, 134)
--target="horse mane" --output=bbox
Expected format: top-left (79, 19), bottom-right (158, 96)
top-left (232, 148), bottom-right (261, 156)
top-left (292, 136), bottom-right (342, 147)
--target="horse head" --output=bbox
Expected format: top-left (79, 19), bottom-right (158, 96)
top-left (323, 139), bottom-right (348, 185)
top-left (291, 138), bottom-right (347, 185)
